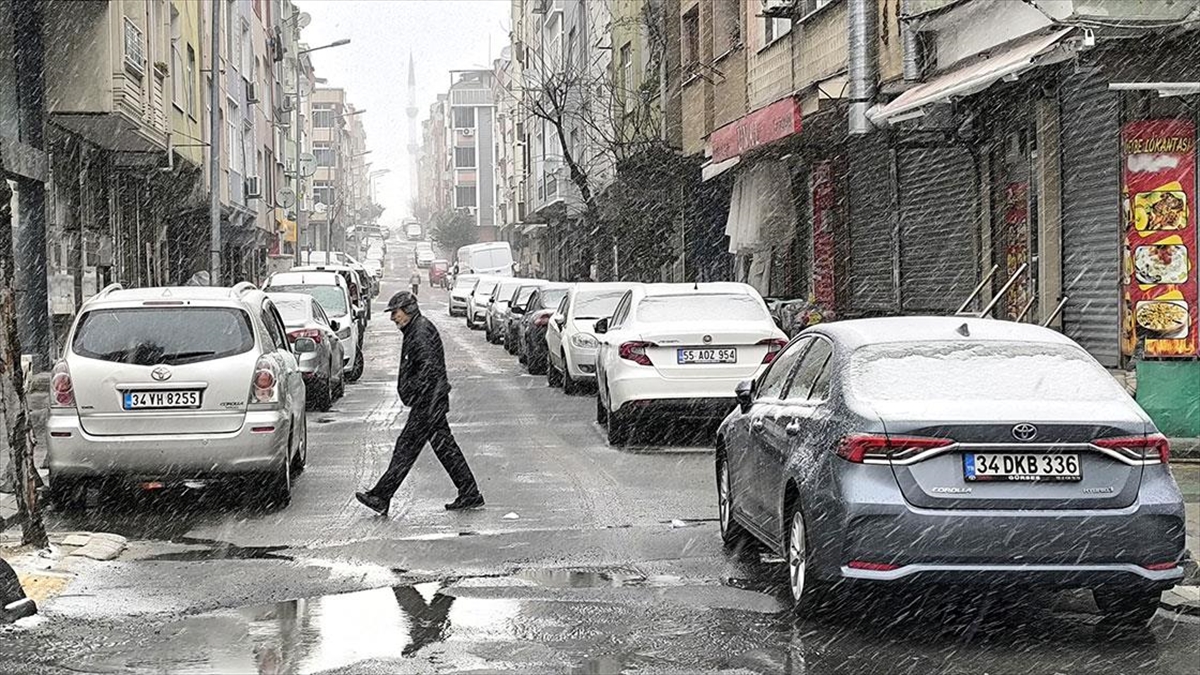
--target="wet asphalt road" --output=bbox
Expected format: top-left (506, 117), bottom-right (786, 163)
top-left (4, 242), bottom-right (1199, 674)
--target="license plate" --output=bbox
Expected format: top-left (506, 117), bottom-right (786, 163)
top-left (123, 390), bottom-right (201, 410)
top-left (677, 347), bottom-right (737, 364)
top-left (964, 453), bottom-right (1081, 482)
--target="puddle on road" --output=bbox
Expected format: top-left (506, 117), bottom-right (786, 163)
top-left (140, 537), bottom-right (294, 562)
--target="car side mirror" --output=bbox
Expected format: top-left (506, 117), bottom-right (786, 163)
top-left (294, 337), bottom-right (318, 354)
top-left (735, 379), bottom-right (754, 413)
top-left (329, 319), bottom-right (340, 332)
top-left (594, 317), bottom-right (609, 334)
top-left (512, 305), bottom-right (526, 315)
top-left (554, 314), bottom-right (566, 328)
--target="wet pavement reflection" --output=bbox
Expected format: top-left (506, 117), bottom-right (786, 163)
top-left (61, 561), bottom-right (1200, 675)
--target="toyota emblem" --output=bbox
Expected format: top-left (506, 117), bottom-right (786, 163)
top-left (1011, 423), bottom-right (1038, 442)
top-left (150, 365), bottom-right (173, 382)
top-left (703, 335), bottom-right (713, 344)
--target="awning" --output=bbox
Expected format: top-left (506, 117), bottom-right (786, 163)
top-left (869, 28), bottom-right (1075, 125)
top-left (702, 156), bottom-right (740, 182)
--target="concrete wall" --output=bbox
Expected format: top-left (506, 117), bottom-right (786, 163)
top-left (795, 1), bottom-right (848, 91)
top-left (170, 0), bottom-right (205, 168)
top-left (746, 10), bottom-right (792, 112)
top-left (44, 1), bottom-right (112, 114)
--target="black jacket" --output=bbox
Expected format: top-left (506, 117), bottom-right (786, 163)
top-left (397, 312), bottom-right (452, 411)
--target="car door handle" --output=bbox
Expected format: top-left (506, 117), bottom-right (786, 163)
top-left (785, 420), bottom-right (802, 437)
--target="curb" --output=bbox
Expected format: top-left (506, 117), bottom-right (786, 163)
top-left (1171, 437), bottom-right (1200, 460)
top-left (1161, 585), bottom-right (1200, 617)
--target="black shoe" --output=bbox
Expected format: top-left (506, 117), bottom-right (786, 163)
top-left (444, 493), bottom-right (485, 511)
top-left (356, 491), bottom-right (390, 516)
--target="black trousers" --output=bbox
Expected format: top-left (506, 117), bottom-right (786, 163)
top-left (369, 399), bottom-right (480, 501)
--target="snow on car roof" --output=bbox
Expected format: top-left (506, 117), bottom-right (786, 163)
top-left (641, 282), bottom-right (756, 297)
top-left (811, 316), bottom-right (1080, 350)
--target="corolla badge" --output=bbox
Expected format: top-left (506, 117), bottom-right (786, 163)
top-left (150, 365), bottom-right (173, 381)
top-left (1011, 423), bottom-right (1038, 442)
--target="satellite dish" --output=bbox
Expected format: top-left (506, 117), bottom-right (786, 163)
top-left (298, 12), bottom-right (312, 28)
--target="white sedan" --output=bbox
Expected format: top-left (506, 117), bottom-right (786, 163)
top-left (546, 282), bottom-right (641, 394)
top-left (594, 283), bottom-right (787, 446)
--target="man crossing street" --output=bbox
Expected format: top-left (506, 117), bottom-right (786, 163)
top-left (356, 291), bottom-right (484, 516)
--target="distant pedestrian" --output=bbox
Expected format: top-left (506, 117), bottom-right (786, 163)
top-left (410, 270), bottom-right (421, 296)
top-left (356, 291), bottom-right (484, 517)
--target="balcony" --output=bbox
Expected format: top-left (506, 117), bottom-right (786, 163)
top-left (45, 2), bottom-right (169, 153)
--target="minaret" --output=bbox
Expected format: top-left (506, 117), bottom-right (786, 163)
top-left (406, 53), bottom-right (420, 214)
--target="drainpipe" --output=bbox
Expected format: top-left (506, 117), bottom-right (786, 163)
top-left (900, 0), bottom-right (922, 82)
top-left (848, 0), bottom-right (879, 135)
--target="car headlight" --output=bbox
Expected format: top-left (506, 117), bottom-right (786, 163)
top-left (571, 333), bottom-right (599, 349)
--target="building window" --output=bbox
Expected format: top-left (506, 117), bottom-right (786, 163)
top-left (713, 0), bottom-right (741, 56)
top-left (567, 27), bottom-right (577, 72)
top-left (312, 181), bottom-right (335, 208)
top-left (314, 143), bottom-right (335, 167)
top-left (186, 45), bottom-right (197, 117)
top-left (764, 16), bottom-right (792, 45)
top-left (452, 106), bottom-right (475, 129)
top-left (455, 186), bottom-right (477, 208)
top-left (170, 4), bottom-right (183, 108)
top-left (798, 0), bottom-right (835, 20)
top-left (454, 146), bottom-right (477, 168)
top-left (682, 7), bottom-right (700, 69)
top-left (616, 41), bottom-right (633, 93)
top-left (312, 104), bottom-right (336, 129)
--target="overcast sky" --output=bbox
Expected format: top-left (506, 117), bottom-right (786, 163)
top-left (297, 0), bottom-right (510, 222)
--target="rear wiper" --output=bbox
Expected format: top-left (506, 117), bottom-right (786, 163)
top-left (160, 350), bottom-right (218, 363)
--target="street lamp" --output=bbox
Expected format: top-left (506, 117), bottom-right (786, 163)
top-left (293, 38), bottom-right (351, 265)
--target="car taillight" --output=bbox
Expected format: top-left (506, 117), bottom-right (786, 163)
top-left (758, 338), bottom-right (788, 364)
top-left (618, 341), bottom-right (654, 366)
top-left (288, 328), bottom-right (323, 343)
top-left (1093, 434), bottom-right (1170, 464)
top-left (836, 433), bottom-right (954, 463)
top-left (51, 360), bottom-right (75, 407)
top-left (250, 357), bottom-right (279, 404)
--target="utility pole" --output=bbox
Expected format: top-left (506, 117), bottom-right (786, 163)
top-left (0, 147), bottom-right (48, 549)
top-left (209, 0), bottom-right (223, 285)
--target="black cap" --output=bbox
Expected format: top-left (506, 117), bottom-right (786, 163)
top-left (386, 290), bottom-right (419, 314)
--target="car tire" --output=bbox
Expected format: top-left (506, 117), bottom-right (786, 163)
top-left (595, 393), bottom-right (607, 425)
top-left (333, 366), bottom-right (345, 399)
top-left (265, 455), bottom-right (292, 510)
top-left (786, 504), bottom-right (829, 617)
top-left (607, 405), bottom-right (629, 446)
top-left (528, 352), bottom-right (547, 375)
top-left (1094, 587), bottom-right (1161, 627)
top-left (291, 411), bottom-right (308, 475)
top-left (717, 454), bottom-right (750, 548)
top-left (562, 356), bottom-right (579, 395)
top-left (547, 357), bottom-right (563, 388)
top-left (311, 377), bottom-right (333, 412)
top-left (347, 349), bottom-right (365, 383)
top-left (51, 477), bottom-right (87, 514)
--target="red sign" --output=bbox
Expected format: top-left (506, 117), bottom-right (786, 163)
top-left (1120, 119), bottom-right (1198, 358)
top-left (710, 96), bottom-right (802, 164)
top-left (811, 160), bottom-right (837, 308)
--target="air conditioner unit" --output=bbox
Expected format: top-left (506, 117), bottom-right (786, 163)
top-left (461, 128), bottom-right (475, 137)
top-left (245, 176), bottom-right (262, 199)
top-left (467, 206), bottom-right (478, 215)
top-left (762, 0), bottom-right (795, 17)
top-left (281, 95), bottom-right (295, 112)
top-left (247, 81), bottom-right (260, 104)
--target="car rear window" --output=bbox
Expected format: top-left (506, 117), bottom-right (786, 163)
top-left (72, 307), bottom-right (255, 366)
top-left (574, 290), bottom-right (627, 319)
top-left (267, 284), bottom-right (348, 316)
top-left (476, 280), bottom-right (499, 296)
top-left (636, 294), bottom-right (767, 323)
top-left (273, 298), bottom-right (311, 325)
top-left (848, 341), bottom-right (1128, 402)
top-left (495, 282), bottom-right (520, 300)
top-left (540, 288), bottom-right (568, 307)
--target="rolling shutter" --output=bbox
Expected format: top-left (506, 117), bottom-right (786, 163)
top-left (846, 136), bottom-right (896, 312)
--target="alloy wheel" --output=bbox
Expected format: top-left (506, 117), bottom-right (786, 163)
top-left (718, 461), bottom-right (732, 534)
top-left (788, 511), bottom-right (807, 603)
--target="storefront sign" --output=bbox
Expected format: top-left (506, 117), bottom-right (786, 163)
top-left (1120, 119), bottom-right (1199, 358)
top-left (710, 97), bottom-right (802, 164)
top-left (811, 160), bottom-right (837, 308)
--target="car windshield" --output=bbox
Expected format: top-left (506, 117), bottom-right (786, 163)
top-left (539, 288), bottom-right (569, 308)
top-left (476, 280), bottom-right (499, 296)
top-left (515, 285), bottom-right (542, 305)
top-left (494, 282), bottom-right (520, 301)
top-left (267, 284), bottom-right (348, 316)
top-left (573, 290), bottom-right (627, 319)
top-left (849, 341), bottom-right (1130, 402)
top-left (636, 294), bottom-right (767, 323)
top-left (272, 298), bottom-right (311, 325)
top-left (72, 307), bottom-right (255, 365)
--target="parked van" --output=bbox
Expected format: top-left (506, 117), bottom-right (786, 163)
top-left (456, 242), bottom-right (514, 277)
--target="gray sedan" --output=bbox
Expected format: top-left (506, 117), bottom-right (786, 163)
top-left (269, 292), bottom-right (346, 411)
top-left (716, 316), bottom-right (1185, 627)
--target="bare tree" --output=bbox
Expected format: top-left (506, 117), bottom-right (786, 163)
top-left (0, 149), bottom-right (48, 548)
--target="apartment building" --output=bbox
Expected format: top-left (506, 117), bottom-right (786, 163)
top-left (448, 70), bottom-right (498, 242)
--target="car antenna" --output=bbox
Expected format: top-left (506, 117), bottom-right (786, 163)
top-left (693, 277), bottom-right (699, 290)
top-left (957, 322), bottom-right (970, 337)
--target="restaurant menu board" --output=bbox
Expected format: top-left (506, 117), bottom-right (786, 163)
top-left (1121, 120), bottom-right (1199, 358)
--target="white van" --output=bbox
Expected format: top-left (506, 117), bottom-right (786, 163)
top-left (456, 242), bottom-right (514, 277)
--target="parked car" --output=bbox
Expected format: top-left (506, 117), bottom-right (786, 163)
top-left (715, 316), bottom-right (1184, 626)
top-left (429, 260), bottom-right (450, 288)
top-left (264, 270), bottom-right (364, 382)
top-left (546, 282), bottom-right (641, 394)
top-left (504, 280), bottom-right (549, 354)
top-left (47, 283), bottom-right (309, 510)
top-left (289, 264), bottom-right (370, 334)
top-left (466, 276), bottom-right (501, 330)
top-left (448, 274), bottom-right (479, 317)
top-left (485, 278), bottom-right (527, 344)
top-left (594, 283), bottom-right (786, 446)
top-left (268, 292), bottom-right (346, 411)
top-left (516, 284), bottom-right (571, 374)
top-left (414, 241), bottom-right (434, 268)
